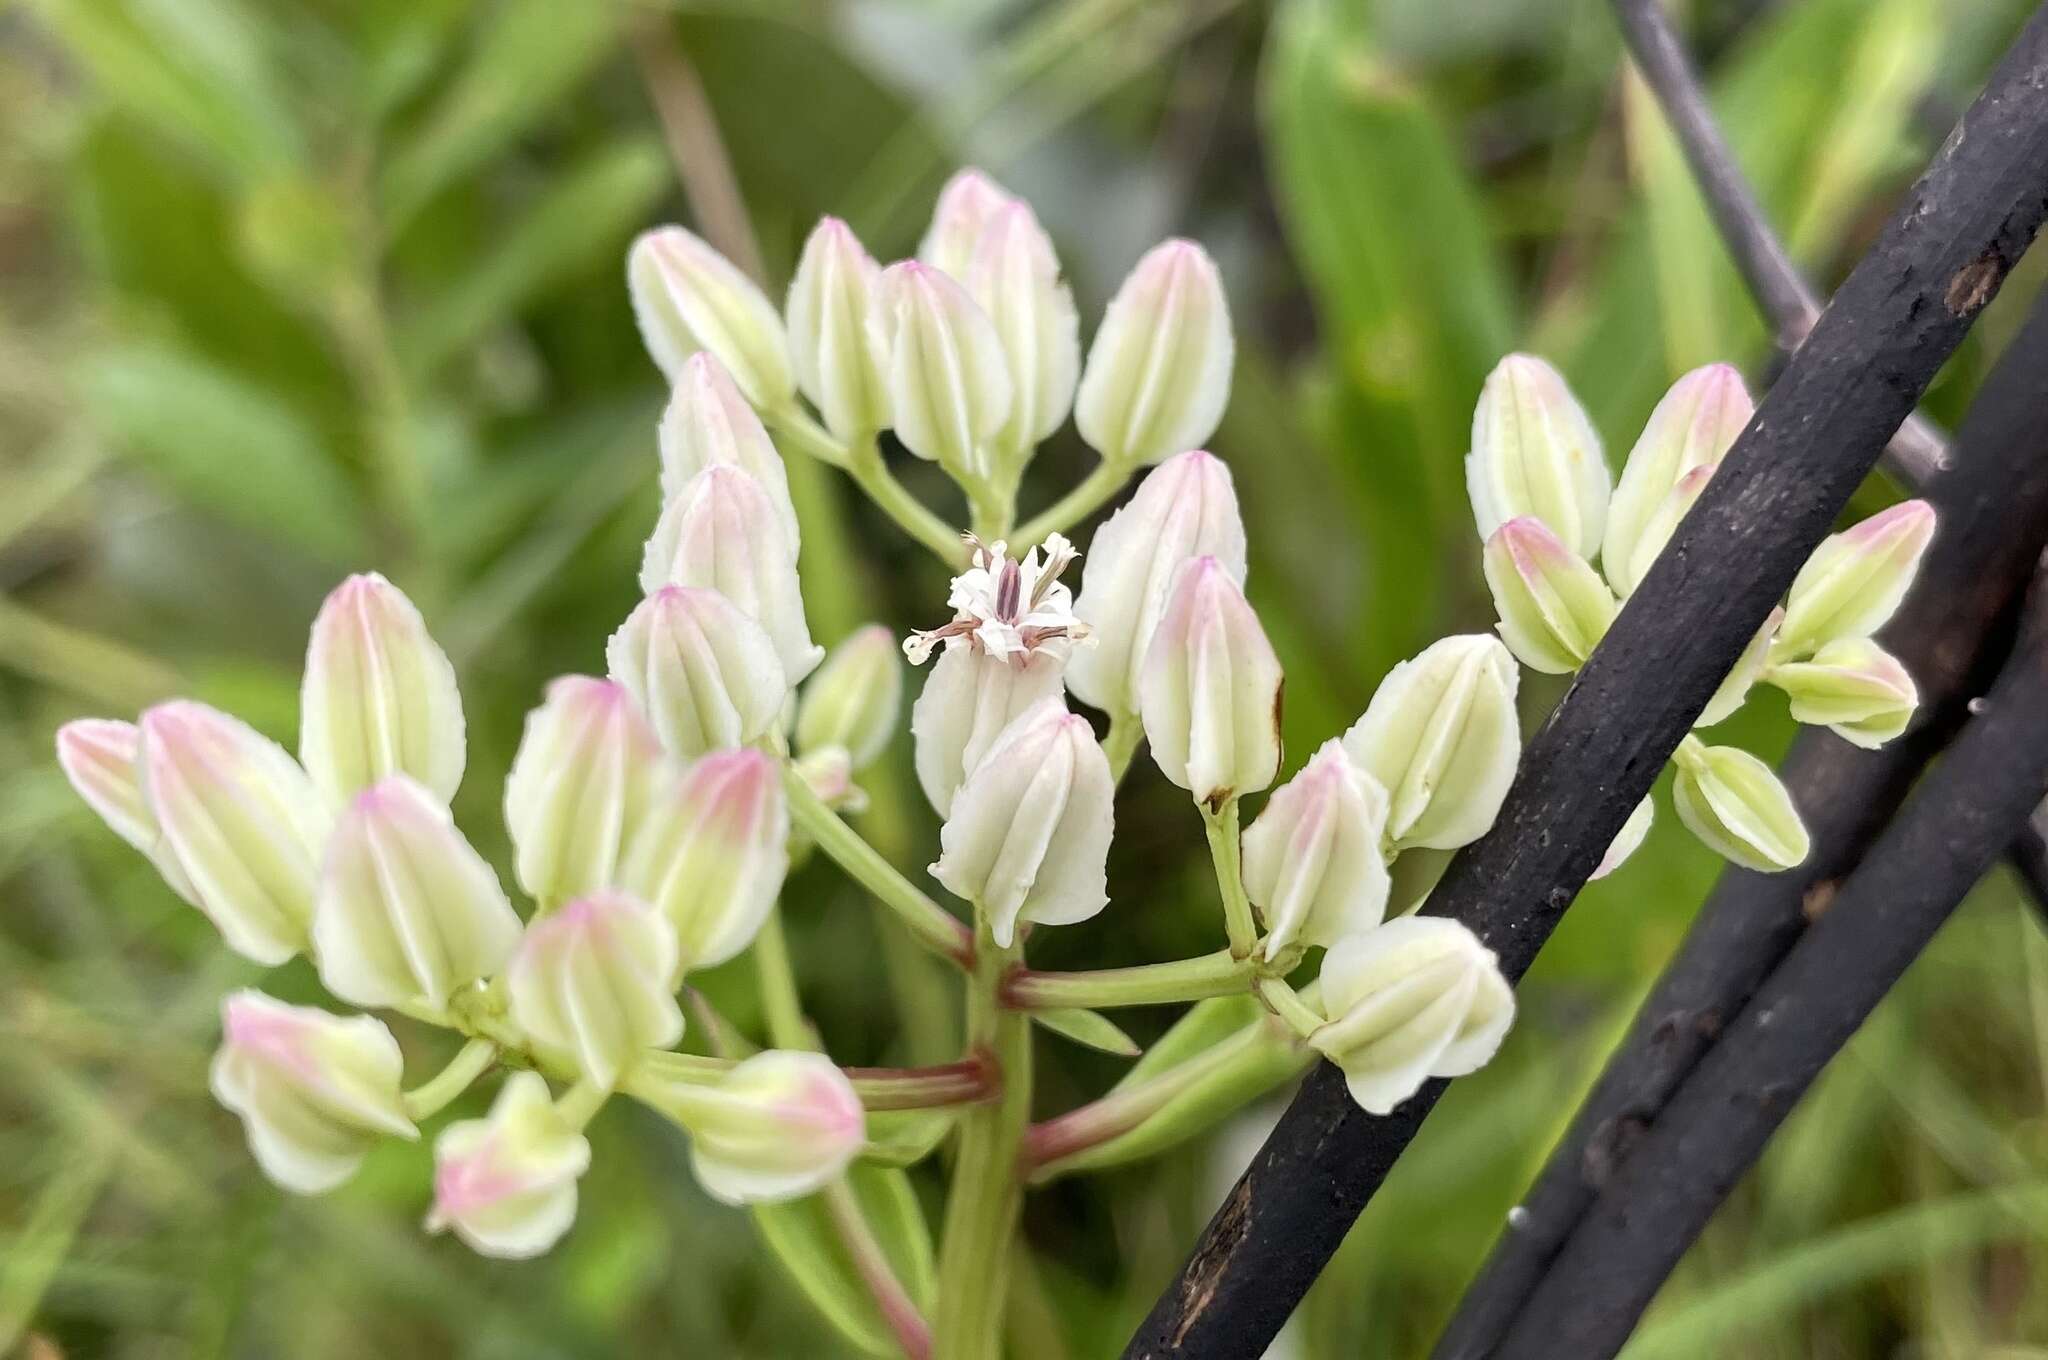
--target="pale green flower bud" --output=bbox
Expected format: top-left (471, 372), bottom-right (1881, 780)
top-left (791, 746), bottom-right (864, 814)
top-left (967, 200), bottom-right (1080, 471)
top-left (1342, 636), bottom-right (1521, 852)
top-left (1074, 239), bottom-right (1234, 467)
top-left (314, 776), bottom-right (520, 1010)
top-left (1776, 500), bottom-right (1936, 660)
top-left (632, 1051), bottom-right (864, 1205)
top-left (1066, 449), bottom-right (1247, 717)
top-left (919, 168), bottom-right (1017, 278)
top-left (867, 259), bottom-right (1013, 483)
top-left (658, 353), bottom-right (801, 548)
top-left (1768, 638), bottom-right (1918, 750)
top-left (57, 718), bottom-right (194, 898)
top-left (607, 586), bottom-right (788, 760)
top-left (427, 1071), bottom-right (590, 1260)
top-left (911, 646), bottom-right (1066, 818)
top-left (136, 701), bottom-right (330, 965)
top-left (503, 677), bottom-right (668, 908)
top-left (621, 748), bottom-right (788, 972)
top-left (641, 466), bottom-right (823, 683)
top-left (1138, 556), bottom-right (1284, 806)
top-left (1604, 364), bottom-right (1752, 597)
top-left (627, 225), bottom-right (794, 408)
top-left (1612, 462), bottom-right (1713, 601)
top-left (785, 217), bottom-right (889, 440)
top-left (1697, 606), bottom-right (1782, 728)
top-left (931, 699), bottom-right (1113, 948)
top-left (506, 890), bottom-right (682, 1090)
top-left (1241, 740), bottom-right (1391, 962)
top-left (1481, 517), bottom-right (1619, 674)
top-left (794, 624), bottom-right (902, 770)
top-left (1309, 916), bottom-right (1515, 1116)
top-left (1466, 354), bottom-right (1609, 559)
top-left (299, 573), bottom-right (465, 808)
top-left (1672, 742), bottom-right (1810, 871)
top-left (1592, 796), bottom-right (1654, 880)
top-left (209, 990), bottom-right (416, 1194)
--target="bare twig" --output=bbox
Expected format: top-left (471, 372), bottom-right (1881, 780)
top-left (1121, 12), bottom-right (2048, 1352)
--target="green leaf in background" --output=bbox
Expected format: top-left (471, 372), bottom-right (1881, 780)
top-left (750, 1165), bottom-right (937, 1358)
top-left (862, 1109), bottom-right (959, 1168)
top-left (1031, 1007), bottom-right (1143, 1058)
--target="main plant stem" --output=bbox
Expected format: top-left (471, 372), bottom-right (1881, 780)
top-left (934, 921), bottom-right (1031, 1359)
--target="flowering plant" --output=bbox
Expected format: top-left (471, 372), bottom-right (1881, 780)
top-left (58, 171), bottom-right (1932, 1359)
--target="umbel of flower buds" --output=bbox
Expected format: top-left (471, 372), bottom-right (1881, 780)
top-left (1466, 353), bottom-right (1610, 559)
top-left (506, 891), bottom-right (683, 1091)
top-left (136, 701), bottom-right (330, 965)
top-left (1342, 635), bottom-right (1520, 852)
top-left (1139, 556), bottom-right (1284, 807)
top-left (868, 261), bottom-right (1014, 483)
top-left (1309, 916), bottom-right (1515, 1115)
top-left (1481, 517), bottom-right (1618, 675)
top-left (967, 201), bottom-right (1080, 472)
top-left (1604, 364), bottom-right (1752, 597)
top-left (1775, 500), bottom-right (1936, 660)
top-left (607, 587), bottom-right (789, 761)
top-left (502, 677), bottom-right (667, 908)
top-left (658, 353), bottom-right (802, 547)
top-left (786, 217), bottom-right (889, 441)
top-left (1769, 638), bottom-right (1919, 750)
top-left (1066, 450), bottom-right (1247, 718)
top-left (300, 572), bottom-right (466, 808)
top-left (642, 465), bottom-right (823, 683)
top-left (628, 225), bottom-right (794, 408)
top-left (210, 990), bottom-right (416, 1194)
top-left (1241, 740), bottom-right (1391, 961)
top-left (623, 749), bottom-right (789, 971)
top-left (428, 1071), bottom-right (591, 1260)
top-left (795, 625), bottom-right (903, 771)
top-left (1075, 239), bottom-right (1234, 468)
top-left (1671, 741), bottom-right (1810, 871)
top-left (931, 699), bottom-right (1114, 948)
top-left (314, 776), bottom-right (522, 1011)
top-left (631, 1052), bottom-right (865, 1206)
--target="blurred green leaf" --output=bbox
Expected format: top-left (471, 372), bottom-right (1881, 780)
top-left (862, 1109), bottom-right (958, 1168)
top-left (1032, 1007), bottom-right (1143, 1058)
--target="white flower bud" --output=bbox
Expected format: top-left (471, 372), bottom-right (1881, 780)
top-left (503, 677), bottom-right (668, 908)
top-left (313, 775), bottom-right (522, 1010)
top-left (867, 260), bottom-right (1013, 482)
top-left (911, 646), bottom-right (1066, 818)
top-left (919, 168), bottom-right (1017, 278)
top-left (1604, 364), bottom-right (1752, 597)
top-left (427, 1071), bottom-right (591, 1260)
top-left (642, 466), bottom-right (823, 684)
top-left (658, 353), bottom-right (801, 547)
top-left (1066, 449), bottom-right (1247, 717)
top-left (136, 701), bottom-right (329, 965)
top-left (1776, 500), bottom-right (1936, 660)
top-left (505, 890), bottom-right (683, 1090)
top-left (57, 718), bottom-right (193, 896)
top-left (792, 745), bottom-right (864, 814)
top-left (606, 586), bottom-right (788, 760)
top-left (1466, 354), bottom-right (1609, 559)
top-left (1341, 636), bottom-right (1521, 852)
top-left (1697, 606), bottom-right (1782, 728)
top-left (1613, 464), bottom-right (1714, 601)
top-left (627, 225), bottom-right (794, 407)
top-left (209, 990), bottom-right (416, 1194)
top-left (1592, 796), bottom-right (1654, 881)
top-left (931, 699), bottom-right (1113, 948)
top-left (967, 201), bottom-right (1080, 469)
top-left (794, 624), bottom-right (902, 770)
top-left (1768, 638), bottom-right (1918, 750)
top-left (299, 572), bottom-right (465, 808)
top-left (1309, 916), bottom-right (1515, 1116)
top-left (1672, 742), bottom-right (1810, 871)
top-left (785, 217), bottom-right (890, 441)
top-left (1241, 740), bottom-right (1391, 961)
top-left (1139, 556), bottom-right (1284, 806)
top-left (622, 748), bottom-right (788, 971)
top-left (634, 1051), bottom-right (865, 1205)
top-left (1481, 517), bottom-right (1619, 674)
top-left (1075, 239), bottom-right (1234, 467)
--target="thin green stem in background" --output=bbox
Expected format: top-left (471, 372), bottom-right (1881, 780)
top-left (1012, 458), bottom-right (1131, 546)
top-left (1003, 948), bottom-right (1254, 1010)
top-left (1255, 976), bottom-right (1326, 1040)
top-left (1203, 798), bottom-right (1259, 960)
top-left (768, 410), bottom-right (969, 567)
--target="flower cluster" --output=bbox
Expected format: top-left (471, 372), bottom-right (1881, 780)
top-left (1468, 356), bottom-right (1934, 873)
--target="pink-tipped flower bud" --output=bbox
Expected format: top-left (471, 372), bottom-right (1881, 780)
top-left (657, 353), bottom-right (801, 547)
top-left (1466, 354), bottom-right (1609, 559)
top-left (502, 677), bottom-right (668, 908)
top-left (1776, 500), bottom-right (1936, 660)
top-left (867, 260), bottom-right (1014, 483)
top-left (209, 990), bottom-right (416, 1194)
top-left (918, 168), bottom-right (1018, 278)
top-left (967, 201), bottom-right (1080, 472)
top-left (1241, 740), bottom-right (1391, 961)
top-left (931, 699), bottom-right (1113, 948)
top-left (1075, 239), bottom-right (1234, 468)
top-left (606, 587), bottom-right (789, 761)
top-left (1671, 741), bottom-right (1810, 871)
top-left (622, 748), bottom-right (789, 971)
top-left (785, 217), bottom-right (890, 440)
top-left (911, 647), bottom-right (1066, 818)
top-left (1481, 517), bottom-right (1619, 674)
top-left (1138, 556), bottom-right (1284, 806)
top-left (1604, 364), bottom-right (1752, 596)
top-left (427, 1071), bottom-right (591, 1259)
top-left (631, 1051), bottom-right (864, 1205)
top-left (1610, 463), bottom-right (1715, 601)
top-left (1767, 637), bottom-right (1919, 750)
top-left (627, 225), bottom-right (794, 407)
top-left (57, 718), bottom-right (191, 895)
top-left (794, 624), bottom-right (903, 771)
top-left (505, 890), bottom-right (683, 1091)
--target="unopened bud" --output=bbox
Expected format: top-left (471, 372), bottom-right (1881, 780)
top-left (427, 1070), bottom-right (591, 1259)
top-left (794, 624), bottom-right (902, 770)
top-left (1240, 741), bottom-right (1391, 961)
top-left (632, 1051), bottom-right (864, 1205)
top-left (622, 748), bottom-right (788, 971)
top-left (1776, 500), bottom-right (1936, 660)
top-left (1342, 636), bottom-right (1521, 852)
top-left (57, 718), bottom-right (191, 895)
top-left (1466, 354), bottom-right (1609, 559)
top-left (1138, 557), bottom-right (1283, 806)
top-left (502, 677), bottom-right (667, 907)
top-left (1592, 796), bottom-right (1654, 880)
top-left (1604, 364), bottom-right (1752, 596)
top-left (792, 745), bottom-right (864, 814)
top-left (1768, 638), bottom-right (1918, 750)
top-left (911, 647), bottom-right (1066, 818)
top-left (931, 699), bottom-right (1113, 948)
top-left (1481, 517), bottom-right (1618, 674)
top-left (919, 168), bottom-right (1017, 278)
top-left (1309, 916), bottom-right (1515, 1115)
top-left (1671, 741), bottom-right (1809, 871)
top-left (658, 353), bottom-right (801, 547)
top-left (627, 225), bottom-right (794, 407)
top-left (1075, 239), bottom-right (1233, 467)
top-left (607, 586), bottom-right (788, 760)
top-left (867, 261), bottom-right (1013, 482)
top-left (967, 201), bottom-right (1079, 470)
top-left (209, 990), bottom-right (415, 1193)
top-left (1697, 606), bottom-right (1782, 728)
top-left (1612, 464), bottom-right (1714, 601)
top-left (785, 217), bottom-right (889, 440)
top-left (505, 890), bottom-right (683, 1090)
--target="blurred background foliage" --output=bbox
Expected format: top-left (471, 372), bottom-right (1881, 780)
top-left (3, 0), bottom-right (2047, 1355)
